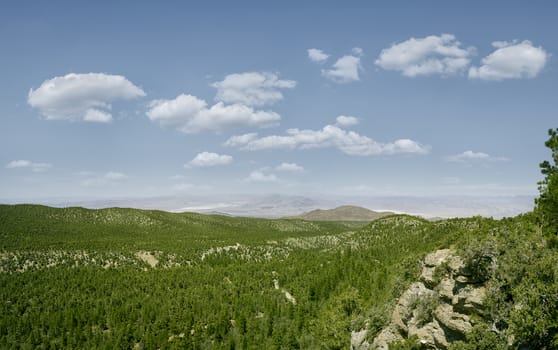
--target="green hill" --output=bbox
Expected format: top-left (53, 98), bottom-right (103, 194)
top-left (0, 203), bottom-right (556, 349)
top-left (287, 205), bottom-right (393, 222)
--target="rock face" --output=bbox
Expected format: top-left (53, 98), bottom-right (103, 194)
top-left (362, 249), bottom-right (487, 350)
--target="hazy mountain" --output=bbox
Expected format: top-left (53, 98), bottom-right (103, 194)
top-left (1, 194), bottom-right (535, 219)
top-left (288, 205), bottom-right (393, 221)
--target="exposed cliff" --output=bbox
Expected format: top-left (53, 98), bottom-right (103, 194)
top-left (353, 249), bottom-right (488, 349)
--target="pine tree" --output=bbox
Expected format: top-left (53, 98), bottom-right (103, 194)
top-left (535, 128), bottom-right (558, 237)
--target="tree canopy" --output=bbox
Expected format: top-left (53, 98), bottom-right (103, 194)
top-left (536, 128), bottom-right (558, 236)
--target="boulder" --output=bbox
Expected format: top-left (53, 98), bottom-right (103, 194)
top-left (350, 329), bottom-right (370, 350)
top-left (453, 286), bottom-right (486, 314)
top-left (420, 266), bottom-right (437, 288)
top-left (447, 255), bottom-right (465, 272)
top-left (436, 278), bottom-right (455, 301)
top-left (392, 282), bottom-right (433, 333)
top-left (371, 325), bottom-right (403, 350)
top-left (408, 319), bottom-right (448, 349)
top-left (370, 249), bottom-right (487, 349)
top-left (434, 303), bottom-right (472, 338)
top-left (424, 249), bottom-right (454, 267)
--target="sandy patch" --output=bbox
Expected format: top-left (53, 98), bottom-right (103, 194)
top-left (135, 251), bottom-right (158, 268)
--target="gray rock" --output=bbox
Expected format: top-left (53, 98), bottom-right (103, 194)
top-left (371, 325), bottom-right (403, 350)
top-left (392, 282), bottom-right (433, 333)
top-left (408, 319), bottom-right (448, 349)
top-left (455, 275), bottom-right (470, 284)
top-left (351, 329), bottom-right (370, 350)
top-left (424, 249), bottom-right (455, 267)
top-left (436, 278), bottom-right (455, 301)
top-left (448, 255), bottom-right (465, 272)
top-left (420, 266), bottom-right (437, 288)
top-left (371, 249), bottom-right (486, 349)
top-left (434, 303), bottom-right (472, 337)
top-left (453, 286), bottom-right (486, 314)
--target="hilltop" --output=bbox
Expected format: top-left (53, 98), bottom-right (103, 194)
top-left (287, 205), bottom-right (393, 221)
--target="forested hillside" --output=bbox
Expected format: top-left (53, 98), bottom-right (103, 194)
top-left (1, 129), bottom-right (557, 349)
top-left (0, 204), bottom-right (472, 348)
top-left (0, 205), bottom-right (552, 349)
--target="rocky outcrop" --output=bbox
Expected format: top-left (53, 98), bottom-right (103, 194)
top-left (360, 249), bottom-right (487, 349)
top-left (351, 329), bottom-right (372, 350)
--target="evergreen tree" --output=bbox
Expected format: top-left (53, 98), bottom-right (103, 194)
top-left (535, 128), bottom-right (558, 236)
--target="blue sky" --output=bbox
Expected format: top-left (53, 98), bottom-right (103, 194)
top-left (1, 1), bottom-right (557, 205)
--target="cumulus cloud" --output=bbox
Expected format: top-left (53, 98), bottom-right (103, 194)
top-left (308, 48), bottom-right (330, 63)
top-left (224, 123), bottom-right (430, 156)
top-left (468, 40), bottom-right (548, 80)
top-left (322, 49), bottom-right (363, 83)
top-left (82, 171), bottom-right (128, 187)
top-left (276, 162), bottom-right (304, 172)
top-left (28, 73), bottom-right (145, 122)
top-left (6, 160), bottom-right (52, 172)
top-left (212, 72), bottom-right (296, 107)
top-left (146, 94), bottom-right (280, 133)
top-left (186, 152), bottom-right (233, 168)
top-left (335, 115), bottom-right (359, 127)
top-left (245, 170), bottom-right (279, 182)
top-left (445, 150), bottom-right (509, 163)
top-left (375, 34), bottom-right (474, 77)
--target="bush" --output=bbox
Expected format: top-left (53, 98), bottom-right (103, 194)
top-left (463, 241), bottom-right (496, 283)
top-left (409, 293), bottom-right (439, 327)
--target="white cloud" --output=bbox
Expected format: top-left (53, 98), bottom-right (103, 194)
top-left (375, 34), bottom-right (474, 77)
top-left (146, 94), bottom-right (280, 133)
top-left (445, 150), bottom-right (509, 163)
top-left (322, 51), bottom-right (363, 83)
top-left (28, 73), bottom-right (145, 122)
top-left (6, 160), bottom-right (52, 172)
top-left (82, 171), bottom-right (128, 187)
top-left (224, 123), bottom-right (430, 156)
top-left (468, 40), bottom-right (548, 80)
top-left (225, 133), bottom-right (259, 146)
top-left (335, 115), bottom-right (359, 127)
top-left (104, 171), bottom-right (128, 180)
top-left (245, 170), bottom-right (279, 182)
top-left (352, 47), bottom-right (363, 56)
top-left (83, 109), bottom-right (113, 123)
top-left (276, 162), bottom-right (304, 172)
top-left (308, 48), bottom-right (330, 63)
top-left (212, 72), bottom-right (296, 107)
top-left (186, 152), bottom-right (233, 168)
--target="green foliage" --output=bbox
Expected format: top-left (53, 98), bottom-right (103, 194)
top-left (2, 162), bottom-right (558, 350)
top-left (0, 205), bottom-right (462, 349)
top-left (448, 325), bottom-right (508, 350)
top-left (389, 335), bottom-right (423, 350)
top-left (409, 293), bottom-right (439, 327)
top-left (536, 128), bottom-right (558, 236)
top-left (463, 240), bottom-right (496, 283)
top-left (508, 252), bottom-right (558, 349)
top-left (455, 213), bottom-right (558, 349)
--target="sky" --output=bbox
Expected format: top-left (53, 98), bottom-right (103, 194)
top-left (1, 1), bottom-right (557, 210)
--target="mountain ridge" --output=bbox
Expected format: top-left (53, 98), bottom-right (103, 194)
top-left (286, 205), bottom-right (394, 222)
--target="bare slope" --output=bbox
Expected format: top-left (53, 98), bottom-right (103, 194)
top-left (289, 205), bottom-right (393, 222)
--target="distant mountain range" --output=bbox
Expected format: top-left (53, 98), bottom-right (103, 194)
top-left (287, 205), bottom-right (393, 222)
top-left (0, 193), bottom-right (535, 219)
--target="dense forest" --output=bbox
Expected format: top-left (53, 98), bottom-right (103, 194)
top-left (1, 129), bottom-right (557, 349)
